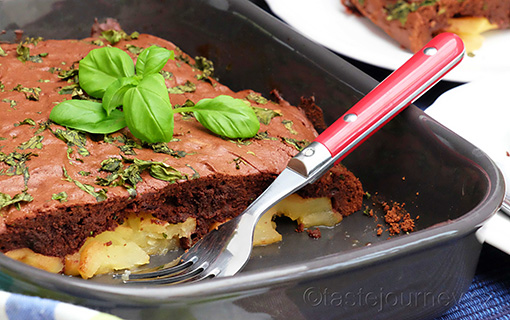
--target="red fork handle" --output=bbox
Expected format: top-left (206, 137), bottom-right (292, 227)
top-left (315, 32), bottom-right (465, 162)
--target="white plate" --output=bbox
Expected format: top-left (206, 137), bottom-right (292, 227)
top-left (265, 0), bottom-right (510, 83)
top-left (426, 75), bottom-right (510, 254)
top-left (425, 76), bottom-right (510, 164)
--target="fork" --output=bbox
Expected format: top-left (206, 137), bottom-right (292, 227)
top-left (116, 33), bottom-right (465, 285)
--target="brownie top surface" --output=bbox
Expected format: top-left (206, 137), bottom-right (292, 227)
top-left (0, 33), bottom-right (318, 225)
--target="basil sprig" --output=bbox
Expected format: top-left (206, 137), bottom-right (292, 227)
top-left (50, 45), bottom-right (260, 143)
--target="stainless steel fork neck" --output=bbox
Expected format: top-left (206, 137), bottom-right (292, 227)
top-left (287, 141), bottom-right (334, 184)
top-left (239, 142), bottom-right (335, 234)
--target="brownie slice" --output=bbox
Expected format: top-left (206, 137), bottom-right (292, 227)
top-left (0, 33), bottom-right (363, 262)
top-left (342, 0), bottom-right (510, 52)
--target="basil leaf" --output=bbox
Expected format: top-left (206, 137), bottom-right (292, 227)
top-left (123, 73), bottom-right (174, 143)
top-left (193, 95), bottom-right (260, 138)
top-left (78, 47), bottom-right (135, 98)
top-left (50, 100), bottom-right (126, 134)
top-left (102, 76), bottom-right (139, 115)
top-left (135, 46), bottom-right (174, 77)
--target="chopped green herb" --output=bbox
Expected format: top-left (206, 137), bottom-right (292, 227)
top-left (0, 151), bottom-right (34, 188)
top-left (16, 44), bottom-right (30, 62)
top-left (79, 171), bottom-right (91, 176)
top-left (185, 164), bottom-right (200, 180)
top-left (143, 160), bottom-right (185, 183)
top-left (104, 134), bottom-right (142, 155)
top-left (252, 106), bottom-right (282, 125)
top-left (1, 99), bottom-right (16, 108)
top-left (99, 157), bottom-right (123, 172)
top-left (246, 92), bottom-right (268, 105)
top-left (34, 120), bottom-right (52, 135)
top-left (126, 44), bottom-right (144, 55)
top-left (254, 131), bottom-right (278, 141)
top-left (57, 67), bottom-right (79, 81)
top-left (226, 138), bottom-right (252, 147)
top-left (90, 39), bottom-right (105, 46)
top-left (12, 84), bottom-right (41, 101)
top-left (16, 37), bottom-right (46, 63)
top-left (385, 0), bottom-right (438, 25)
top-left (0, 46), bottom-right (6, 57)
top-left (48, 67), bottom-right (61, 74)
top-left (51, 128), bottom-right (90, 157)
top-left (160, 70), bottom-right (173, 80)
top-left (62, 166), bottom-right (107, 202)
top-left (194, 56), bottom-right (214, 81)
top-left (18, 135), bottom-right (43, 150)
top-left (0, 191), bottom-right (33, 209)
top-left (58, 84), bottom-right (79, 95)
top-left (95, 157), bottom-right (185, 196)
top-left (101, 29), bottom-right (139, 45)
top-left (150, 142), bottom-right (189, 158)
top-left (168, 80), bottom-right (196, 94)
top-left (232, 157), bottom-right (247, 170)
top-left (175, 52), bottom-right (191, 65)
top-left (52, 191), bottom-right (68, 202)
top-left (282, 137), bottom-right (309, 151)
top-left (282, 119), bottom-right (298, 135)
top-left (14, 118), bottom-right (37, 127)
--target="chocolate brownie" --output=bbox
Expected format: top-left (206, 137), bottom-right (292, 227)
top-left (0, 31), bottom-right (363, 271)
top-left (342, 0), bottom-right (510, 52)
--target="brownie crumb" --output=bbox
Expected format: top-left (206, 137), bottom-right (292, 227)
top-left (306, 228), bottom-right (321, 239)
top-left (295, 223), bottom-right (305, 233)
top-left (382, 202), bottom-right (415, 235)
top-left (376, 224), bottom-right (383, 236)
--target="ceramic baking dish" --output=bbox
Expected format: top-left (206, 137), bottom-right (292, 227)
top-left (0, 0), bottom-right (504, 319)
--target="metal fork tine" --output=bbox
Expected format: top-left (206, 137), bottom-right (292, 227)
top-left (125, 262), bottom-right (208, 285)
top-left (126, 257), bottom-right (196, 280)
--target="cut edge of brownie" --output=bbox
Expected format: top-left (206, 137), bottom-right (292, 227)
top-left (342, 0), bottom-right (510, 52)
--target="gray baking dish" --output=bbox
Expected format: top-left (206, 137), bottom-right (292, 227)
top-left (0, 0), bottom-right (504, 319)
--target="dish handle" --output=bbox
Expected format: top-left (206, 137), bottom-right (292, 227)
top-left (476, 210), bottom-right (510, 254)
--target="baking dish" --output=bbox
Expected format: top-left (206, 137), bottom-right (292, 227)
top-left (0, 0), bottom-right (504, 319)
